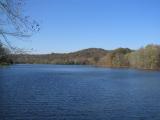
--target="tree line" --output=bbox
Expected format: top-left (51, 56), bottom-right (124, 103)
top-left (99, 44), bottom-right (160, 70)
top-left (7, 44), bottom-right (160, 70)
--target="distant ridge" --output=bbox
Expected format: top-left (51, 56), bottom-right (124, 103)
top-left (11, 48), bottom-right (109, 65)
top-left (10, 44), bottom-right (160, 70)
top-left (51, 48), bottom-right (108, 55)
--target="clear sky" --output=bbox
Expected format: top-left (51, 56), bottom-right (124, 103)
top-left (11, 0), bottom-right (160, 53)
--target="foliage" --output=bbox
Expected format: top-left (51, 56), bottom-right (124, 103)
top-left (98, 48), bottom-right (132, 67)
top-left (128, 44), bottom-right (160, 70)
top-left (0, 43), bottom-right (12, 64)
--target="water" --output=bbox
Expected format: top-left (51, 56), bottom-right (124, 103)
top-left (0, 64), bottom-right (160, 120)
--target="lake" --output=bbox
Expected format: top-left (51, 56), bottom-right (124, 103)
top-left (0, 64), bottom-right (160, 120)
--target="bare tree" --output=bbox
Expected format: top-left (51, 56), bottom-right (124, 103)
top-left (0, 0), bottom-right (40, 49)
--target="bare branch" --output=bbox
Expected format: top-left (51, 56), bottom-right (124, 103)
top-left (0, 0), bottom-right (40, 50)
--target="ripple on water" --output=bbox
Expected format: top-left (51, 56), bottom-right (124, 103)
top-left (0, 64), bottom-right (160, 120)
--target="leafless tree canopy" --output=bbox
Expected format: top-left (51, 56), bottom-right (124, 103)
top-left (0, 0), bottom-right (40, 46)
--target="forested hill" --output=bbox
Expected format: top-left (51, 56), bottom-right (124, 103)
top-left (10, 44), bottom-right (160, 70)
top-left (11, 48), bottom-right (109, 65)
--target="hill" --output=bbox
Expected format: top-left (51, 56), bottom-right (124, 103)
top-left (10, 44), bottom-right (160, 70)
top-left (11, 48), bottom-right (109, 65)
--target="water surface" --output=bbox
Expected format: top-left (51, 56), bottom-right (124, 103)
top-left (0, 64), bottom-right (160, 120)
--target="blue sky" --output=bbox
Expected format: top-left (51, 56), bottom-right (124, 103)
top-left (11, 0), bottom-right (160, 53)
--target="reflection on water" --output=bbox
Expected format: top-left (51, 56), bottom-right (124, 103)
top-left (0, 64), bottom-right (160, 120)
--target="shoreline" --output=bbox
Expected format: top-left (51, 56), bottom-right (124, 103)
top-left (7, 63), bottom-right (160, 71)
